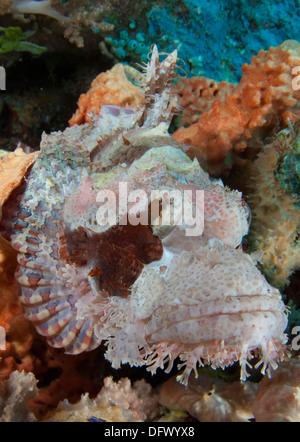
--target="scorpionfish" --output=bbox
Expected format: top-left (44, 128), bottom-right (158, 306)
top-left (0, 46), bottom-right (288, 384)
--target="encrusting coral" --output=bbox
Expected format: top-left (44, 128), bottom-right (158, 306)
top-left (0, 370), bottom-right (38, 421)
top-left (173, 40), bottom-right (300, 177)
top-left (43, 376), bottom-right (159, 422)
top-left (0, 370), bottom-right (159, 422)
top-left (247, 121), bottom-right (300, 289)
top-left (0, 45), bottom-right (288, 390)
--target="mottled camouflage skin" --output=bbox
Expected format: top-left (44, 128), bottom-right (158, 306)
top-left (0, 47), bottom-right (288, 383)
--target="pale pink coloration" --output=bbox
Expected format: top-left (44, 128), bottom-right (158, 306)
top-left (0, 45), bottom-right (288, 385)
top-left (76, 240), bottom-right (287, 384)
top-left (71, 176), bottom-right (96, 216)
top-left (65, 144), bottom-right (249, 250)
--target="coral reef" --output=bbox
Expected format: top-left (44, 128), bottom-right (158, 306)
top-left (1, 0), bottom-right (299, 80)
top-left (158, 357), bottom-right (300, 422)
top-left (44, 376), bottom-right (159, 422)
top-left (146, 0), bottom-right (300, 81)
top-left (103, 29), bottom-right (151, 65)
top-left (0, 279), bottom-right (35, 380)
top-left (0, 0), bottom-right (114, 47)
top-left (173, 75), bottom-right (236, 128)
top-left (173, 40), bottom-right (300, 177)
top-left (0, 0), bottom-right (299, 417)
top-left (0, 147), bottom-right (103, 418)
top-left (101, 0), bottom-right (300, 81)
top-left (0, 284), bottom-right (103, 421)
top-left (0, 370), bottom-right (38, 421)
top-left (1, 371), bottom-right (159, 422)
top-left (68, 61), bottom-right (237, 132)
top-left (0, 46), bottom-right (288, 390)
top-left (0, 242), bottom-right (102, 421)
top-left (69, 63), bottom-right (144, 126)
top-left (0, 147), bottom-right (38, 208)
top-left (252, 357), bottom-right (300, 422)
top-left (158, 371), bottom-right (257, 422)
top-left (247, 122), bottom-right (300, 289)
top-left (0, 147), bottom-right (38, 281)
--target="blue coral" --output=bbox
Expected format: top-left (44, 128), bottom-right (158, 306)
top-left (105, 0), bottom-right (300, 82)
top-left (105, 28), bottom-right (151, 64)
top-left (146, 0), bottom-right (300, 81)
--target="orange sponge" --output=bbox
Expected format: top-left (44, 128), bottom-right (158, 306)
top-left (173, 40), bottom-right (300, 176)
